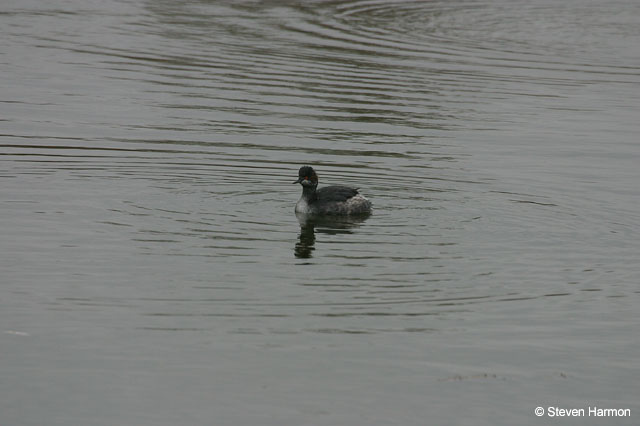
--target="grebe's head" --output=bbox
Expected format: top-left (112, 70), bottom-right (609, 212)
top-left (293, 166), bottom-right (318, 188)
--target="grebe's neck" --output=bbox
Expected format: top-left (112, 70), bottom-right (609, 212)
top-left (301, 185), bottom-right (318, 202)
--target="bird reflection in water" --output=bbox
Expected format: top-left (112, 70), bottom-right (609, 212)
top-left (294, 212), bottom-right (371, 258)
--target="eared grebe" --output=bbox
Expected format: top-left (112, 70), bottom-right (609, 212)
top-left (293, 166), bottom-right (372, 215)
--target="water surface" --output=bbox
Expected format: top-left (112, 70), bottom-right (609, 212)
top-left (2, 0), bottom-right (639, 425)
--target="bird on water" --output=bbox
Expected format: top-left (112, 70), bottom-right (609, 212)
top-left (293, 166), bottom-right (372, 215)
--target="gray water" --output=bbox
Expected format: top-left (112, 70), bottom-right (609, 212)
top-left (2, 0), bottom-right (639, 425)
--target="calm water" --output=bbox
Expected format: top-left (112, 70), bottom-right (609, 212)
top-left (2, 0), bottom-right (639, 424)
